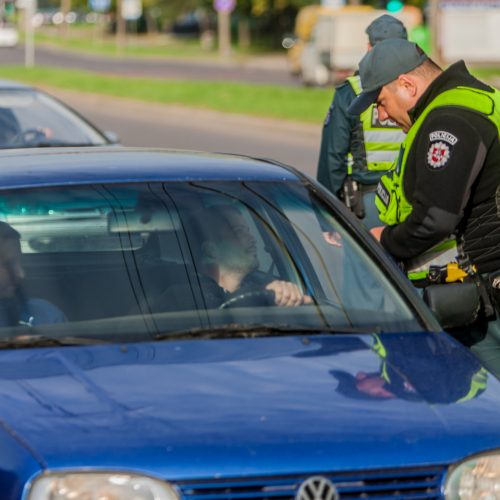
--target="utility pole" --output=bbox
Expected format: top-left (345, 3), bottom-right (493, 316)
top-left (115, 0), bottom-right (126, 54)
top-left (24, 0), bottom-right (35, 67)
top-left (217, 10), bottom-right (230, 58)
top-left (214, 0), bottom-right (235, 59)
top-left (61, 0), bottom-right (70, 38)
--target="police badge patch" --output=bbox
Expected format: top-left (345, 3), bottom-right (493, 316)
top-left (427, 141), bottom-right (451, 169)
top-left (427, 141), bottom-right (452, 169)
top-left (426, 130), bottom-right (457, 170)
top-left (429, 130), bottom-right (458, 145)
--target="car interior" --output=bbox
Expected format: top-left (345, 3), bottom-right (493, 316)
top-left (0, 181), bottom-right (420, 340)
top-left (13, 183), bottom-right (300, 325)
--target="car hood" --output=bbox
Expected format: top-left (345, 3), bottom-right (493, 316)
top-left (1, 331), bottom-right (500, 478)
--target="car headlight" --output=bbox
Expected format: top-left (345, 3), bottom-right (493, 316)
top-left (28, 472), bottom-right (179, 500)
top-left (445, 453), bottom-right (500, 499)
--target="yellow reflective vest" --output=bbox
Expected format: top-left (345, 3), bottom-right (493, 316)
top-left (346, 76), bottom-right (405, 174)
top-left (375, 85), bottom-right (500, 279)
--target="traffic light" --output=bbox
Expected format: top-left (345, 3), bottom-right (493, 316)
top-left (386, 0), bottom-right (404, 12)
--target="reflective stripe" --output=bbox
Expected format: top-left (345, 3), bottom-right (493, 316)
top-left (366, 150), bottom-right (400, 163)
top-left (346, 75), bottom-right (404, 173)
top-left (366, 143), bottom-right (401, 151)
top-left (346, 153), bottom-right (354, 175)
top-left (364, 130), bottom-right (406, 143)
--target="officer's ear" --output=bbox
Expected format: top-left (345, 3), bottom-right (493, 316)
top-left (396, 74), bottom-right (418, 98)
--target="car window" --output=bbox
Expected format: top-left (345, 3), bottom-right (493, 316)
top-left (0, 181), bottom-right (423, 342)
top-left (206, 181), bottom-right (415, 327)
top-left (168, 183), bottom-right (303, 288)
top-left (0, 90), bottom-right (107, 147)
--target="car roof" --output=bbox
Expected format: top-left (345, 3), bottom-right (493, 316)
top-left (0, 79), bottom-right (32, 90)
top-left (0, 147), bottom-right (301, 190)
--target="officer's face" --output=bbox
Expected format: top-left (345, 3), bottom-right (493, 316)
top-left (376, 80), bottom-right (414, 133)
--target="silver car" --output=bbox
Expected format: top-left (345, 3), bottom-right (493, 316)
top-left (0, 80), bottom-right (119, 148)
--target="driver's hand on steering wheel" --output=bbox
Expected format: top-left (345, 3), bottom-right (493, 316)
top-left (265, 280), bottom-right (313, 307)
top-left (39, 127), bottom-right (53, 139)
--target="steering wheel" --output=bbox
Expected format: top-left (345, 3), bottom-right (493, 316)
top-left (8, 128), bottom-right (48, 146)
top-left (219, 289), bottom-right (275, 310)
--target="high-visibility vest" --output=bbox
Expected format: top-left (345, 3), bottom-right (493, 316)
top-left (373, 334), bottom-right (487, 403)
top-left (346, 75), bottom-right (405, 174)
top-left (375, 85), bottom-right (500, 278)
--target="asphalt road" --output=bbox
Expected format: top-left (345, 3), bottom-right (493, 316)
top-left (51, 88), bottom-right (321, 177)
top-left (1, 45), bottom-right (320, 175)
top-left (0, 45), bottom-right (298, 86)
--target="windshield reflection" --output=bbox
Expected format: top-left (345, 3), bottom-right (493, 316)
top-left (329, 333), bottom-right (487, 404)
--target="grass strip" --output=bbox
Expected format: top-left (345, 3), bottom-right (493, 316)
top-left (0, 65), bottom-right (331, 123)
top-left (34, 31), bottom-right (220, 59)
top-left (33, 27), bottom-right (277, 60)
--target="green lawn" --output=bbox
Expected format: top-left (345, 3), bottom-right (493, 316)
top-left (0, 66), bottom-right (331, 123)
top-left (35, 30), bottom-right (220, 59)
top-left (34, 26), bottom-right (279, 61)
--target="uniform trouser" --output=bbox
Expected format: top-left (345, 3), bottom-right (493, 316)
top-left (414, 277), bottom-right (500, 379)
top-left (442, 277), bottom-right (500, 380)
top-left (469, 315), bottom-right (500, 379)
top-left (360, 192), bottom-right (382, 230)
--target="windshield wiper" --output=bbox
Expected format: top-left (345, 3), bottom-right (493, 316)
top-left (0, 335), bottom-right (111, 349)
top-left (154, 323), bottom-right (381, 341)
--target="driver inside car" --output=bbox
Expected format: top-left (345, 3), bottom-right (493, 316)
top-left (0, 108), bottom-right (21, 146)
top-left (154, 205), bottom-right (312, 311)
top-left (0, 108), bottom-right (53, 148)
top-left (0, 221), bottom-right (66, 327)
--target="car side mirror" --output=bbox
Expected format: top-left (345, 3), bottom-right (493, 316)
top-left (423, 283), bottom-right (481, 330)
top-left (104, 131), bottom-right (120, 144)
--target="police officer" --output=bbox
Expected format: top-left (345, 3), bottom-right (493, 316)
top-left (332, 333), bottom-right (488, 403)
top-left (347, 39), bottom-right (500, 376)
top-left (316, 14), bottom-right (408, 228)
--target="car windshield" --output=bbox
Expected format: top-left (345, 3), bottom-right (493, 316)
top-left (0, 180), bottom-right (423, 344)
top-left (0, 89), bottom-right (108, 148)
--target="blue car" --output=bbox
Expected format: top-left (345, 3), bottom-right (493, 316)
top-left (0, 147), bottom-right (497, 500)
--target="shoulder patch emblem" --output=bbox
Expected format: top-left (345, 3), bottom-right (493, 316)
top-left (429, 130), bottom-right (458, 145)
top-left (427, 141), bottom-right (451, 169)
